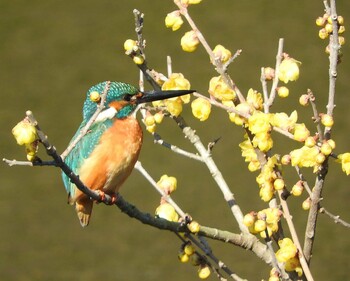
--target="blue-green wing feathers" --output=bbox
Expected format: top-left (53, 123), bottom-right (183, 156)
top-left (62, 119), bottom-right (113, 198)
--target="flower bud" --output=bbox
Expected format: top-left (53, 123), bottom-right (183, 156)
top-left (277, 86), bottom-right (289, 98)
top-left (187, 220), bottom-right (200, 233)
top-left (155, 203), bottom-right (179, 222)
top-left (299, 94), bottom-right (309, 106)
top-left (191, 97), bottom-right (211, 121)
top-left (264, 67), bottom-right (275, 80)
top-left (302, 198), bottom-right (311, 210)
top-left (133, 55), bottom-right (144, 65)
top-left (278, 57), bottom-right (301, 83)
top-left (254, 219), bottom-right (267, 232)
top-left (12, 120), bottom-right (38, 146)
top-left (184, 243), bottom-right (195, 256)
top-left (320, 141), bottom-right (332, 156)
top-left (157, 174), bottom-right (177, 194)
top-left (123, 39), bottom-right (137, 51)
top-left (291, 181), bottom-right (304, 196)
top-left (198, 265), bottom-right (211, 279)
top-left (178, 251), bottom-right (189, 263)
top-left (165, 11), bottom-right (184, 31)
top-left (180, 31), bottom-right (199, 52)
top-left (318, 28), bottom-right (329, 40)
top-left (243, 212), bottom-right (256, 227)
top-left (273, 178), bottom-right (285, 191)
top-left (316, 16), bottom-right (326, 27)
top-left (212, 44), bottom-right (232, 64)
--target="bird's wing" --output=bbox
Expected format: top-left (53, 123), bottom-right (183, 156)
top-left (62, 119), bottom-right (113, 199)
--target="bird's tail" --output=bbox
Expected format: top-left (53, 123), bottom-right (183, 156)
top-left (75, 197), bottom-right (93, 227)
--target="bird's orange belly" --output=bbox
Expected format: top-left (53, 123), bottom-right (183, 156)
top-left (77, 116), bottom-right (143, 198)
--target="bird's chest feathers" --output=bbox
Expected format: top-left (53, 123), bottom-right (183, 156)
top-left (78, 117), bottom-right (143, 193)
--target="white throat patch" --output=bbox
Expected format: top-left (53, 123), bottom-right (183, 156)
top-left (95, 107), bottom-right (118, 122)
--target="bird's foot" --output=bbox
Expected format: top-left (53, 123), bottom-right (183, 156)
top-left (95, 190), bottom-right (117, 205)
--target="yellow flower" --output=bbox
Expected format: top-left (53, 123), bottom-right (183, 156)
top-left (191, 97), bottom-right (211, 121)
top-left (165, 11), bottom-right (184, 31)
top-left (157, 174), bottom-right (177, 194)
top-left (277, 86), bottom-right (289, 98)
top-left (180, 94), bottom-right (191, 104)
top-left (198, 264), bottom-right (211, 279)
top-left (166, 98), bottom-right (183, 116)
top-left (243, 212), bottom-right (256, 227)
top-left (276, 238), bottom-right (297, 263)
top-left (208, 75), bottom-right (236, 101)
top-left (162, 73), bottom-right (191, 91)
top-left (239, 139), bottom-right (258, 163)
top-left (293, 123), bottom-right (310, 142)
top-left (180, 31), bottom-right (199, 52)
top-left (211, 44), bottom-right (232, 64)
top-left (337, 153), bottom-right (350, 175)
top-left (259, 182), bottom-right (274, 202)
top-left (155, 203), bottom-right (179, 222)
top-left (270, 111), bottom-right (298, 131)
top-left (290, 146), bottom-right (319, 168)
top-left (252, 133), bottom-right (273, 152)
top-left (12, 119), bottom-right (38, 146)
top-left (278, 57), bottom-right (301, 83)
top-left (247, 111), bottom-right (271, 135)
top-left (285, 256), bottom-right (302, 276)
top-left (123, 39), bottom-right (137, 52)
top-left (246, 88), bottom-right (263, 110)
top-left (228, 102), bottom-right (251, 125)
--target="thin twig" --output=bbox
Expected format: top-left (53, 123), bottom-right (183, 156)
top-left (174, 0), bottom-right (245, 103)
top-left (60, 81), bottom-right (111, 160)
top-left (307, 89), bottom-right (324, 141)
top-left (152, 132), bottom-right (204, 162)
top-left (278, 190), bottom-right (315, 281)
top-left (303, 0), bottom-right (340, 266)
top-left (319, 207), bottom-right (350, 228)
top-left (266, 38), bottom-right (284, 108)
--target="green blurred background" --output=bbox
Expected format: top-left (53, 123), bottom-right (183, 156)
top-left (1, 0), bottom-right (350, 280)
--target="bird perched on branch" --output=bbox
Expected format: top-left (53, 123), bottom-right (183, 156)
top-left (62, 81), bottom-right (193, 227)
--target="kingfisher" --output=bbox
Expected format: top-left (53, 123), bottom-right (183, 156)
top-left (62, 81), bottom-right (193, 227)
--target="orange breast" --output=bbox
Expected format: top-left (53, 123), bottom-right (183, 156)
top-left (75, 116), bottom-right (143, 200)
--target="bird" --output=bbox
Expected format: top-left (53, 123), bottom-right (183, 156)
top-left (62, 81), bottom-right (193, 227)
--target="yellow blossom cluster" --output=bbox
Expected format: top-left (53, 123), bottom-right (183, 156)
top-left (243, 207), bottom-right (282, 238)
top-left (256, 155), bottom-right (281, 202)
top-left (155, 175), bottom-right (179, 222)
top-left (239, 138), bottom-right (260, 172)
top-left (123, 39), bottom-right (145, 65)
top-left (143, 111), bottom-right (164, 133)
top-left (12, 118), bottom-right (39, 161)
top-left (147, 73), bottom-right (192, 120)
top-left (177, 241), bottom-right (211, 279)
top-left (247, 111), bottom-right (273, 152)
top-left (226, 89), bottom-right (262, 126)
top-left (275, 238), bottom-right (303, 276)
top-left (316, 13), bottom-right (345, 49)
top-left (288, 138), bottom-right (336, 172)
top-left (164, 2), bottom-right (202, 53)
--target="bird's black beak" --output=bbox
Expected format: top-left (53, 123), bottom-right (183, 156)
top-left (135, 89), bottom-right (195, 104)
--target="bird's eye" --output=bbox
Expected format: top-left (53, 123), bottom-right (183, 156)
top-left (123, 94), bottom-right (133, 101)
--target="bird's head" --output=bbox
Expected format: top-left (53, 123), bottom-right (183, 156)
top-left (82, 81), bottom-right (194, 121)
